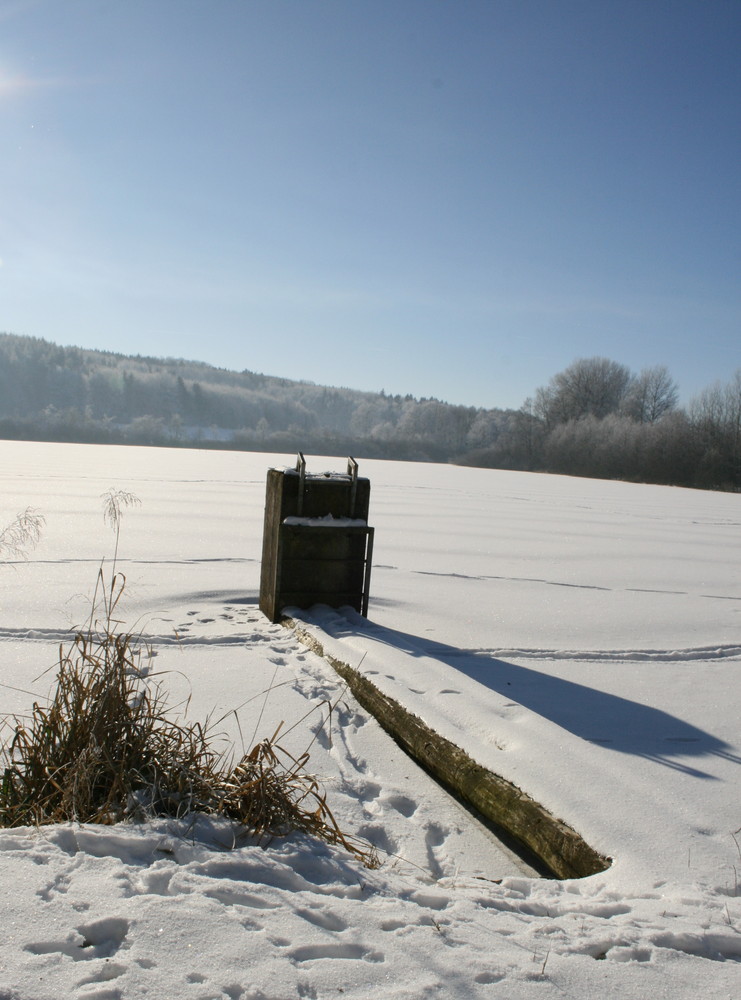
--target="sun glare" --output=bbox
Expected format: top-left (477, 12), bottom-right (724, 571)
top-left (0, 63), bottom-right (35, 98)
top-left (0, 57), bottom-right (66, 99)
top-left (0, 72), bottom-right (19, 97)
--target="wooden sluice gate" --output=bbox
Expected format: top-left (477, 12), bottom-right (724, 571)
top-left (259, 454), bottom-right (374, 623)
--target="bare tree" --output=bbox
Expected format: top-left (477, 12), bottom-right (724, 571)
top-left (689, 370), bottom-right (741, 487)
top-left (622, 366), bottom-right (678, 424)
top-left (534, 357), bottom-right (634, 427)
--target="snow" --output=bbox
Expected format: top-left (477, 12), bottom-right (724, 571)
top-left (283, 515), bottom-right (369, 527)
top-left (1, 439), bottom-right (739, 999)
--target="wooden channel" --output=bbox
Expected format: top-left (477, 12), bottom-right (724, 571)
top-left (284, 618), bottom-right (612, 880)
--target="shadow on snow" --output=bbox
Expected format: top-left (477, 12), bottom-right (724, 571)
top-left (323, 611), bottom-right (740, 781)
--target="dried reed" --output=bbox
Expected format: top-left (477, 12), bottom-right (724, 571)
top-left (0, 508), bottom-right (45, 561)
top-left (0, 576), bottom-right (377, 866)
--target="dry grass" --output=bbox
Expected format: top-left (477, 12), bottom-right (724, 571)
top-left (0, 574), bottom-right (377, 866)
top-left (0, 508), bottom-right (45, 561)
top-left (1, 490), bottom-right (378, 867)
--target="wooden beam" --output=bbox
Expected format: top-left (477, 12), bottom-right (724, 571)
top-left (284, 618), bottom-right (612, 880)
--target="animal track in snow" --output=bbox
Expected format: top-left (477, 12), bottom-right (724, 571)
top-left (649, 929), bottom-right (741, 962)
top-left (129, 865), bottom-right (175, 897)
top-left (76, 961), bottom-right (127, 986)
top-left (288, 942), bottom-right (384, 963)
top-left (358, 780), bottom-right (381, 803)
top-left (408, 891), bottom-right (450, 911)
top-left (24, 916), bottom-right (130, 961)
top-left (335, 702), bottom-right (367, 731)
top-left (37, 871), bottom-right (72, 900)
top-left (475, 971), bottom-right (506, 984)
top-left (203, 885), bottom-right (281, 910)
top-left (357, 823), bottom-right (397, 858)
top-left (424, 823), bottom-right (448, 879)
top-left (294, 906), bottom-right (348, 932)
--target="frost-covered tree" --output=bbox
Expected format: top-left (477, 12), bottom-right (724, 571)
top-left (689, 370), bottom-right (741, 487)
top-left (622, 366), bottom-right (678, 424)
top-left (534, 357), bottom-right (633, 427)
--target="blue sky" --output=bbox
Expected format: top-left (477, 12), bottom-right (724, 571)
top-left (1, 0), bottom-right (738, 410)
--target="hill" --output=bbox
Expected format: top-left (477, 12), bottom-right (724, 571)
top-left (0, 332), bottom-right (512, 462)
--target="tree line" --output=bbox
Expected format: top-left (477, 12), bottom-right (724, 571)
top-left (461, 357), bottom-right (741, 491)
top-left (0, 334), bottom-right (738, 491)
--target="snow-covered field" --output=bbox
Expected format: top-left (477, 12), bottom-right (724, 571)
top-left (1, 439), bottom-right (739, 999)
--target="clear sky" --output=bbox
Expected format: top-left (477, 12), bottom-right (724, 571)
top-left (1, 0), bottom-right (739, 410)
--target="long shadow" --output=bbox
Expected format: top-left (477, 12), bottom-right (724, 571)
top-left (321, 611), bottom-right (740, 780)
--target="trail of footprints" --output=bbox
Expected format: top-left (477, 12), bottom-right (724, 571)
top-left (5, 818), bottom-right (739, 999)
top-left (6, 602), bottom-right (465, 996)
top-left (165, 601), bottom-right (453, 873)
top-left (169, 603), bottom-right (262, 642)
top-left (17, 834), bottom-right (421, 995)
top-left (6, 602), bottom-right (740, 996)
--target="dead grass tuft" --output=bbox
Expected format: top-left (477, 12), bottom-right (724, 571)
top-left (0, 508), bottom-right (45, 561)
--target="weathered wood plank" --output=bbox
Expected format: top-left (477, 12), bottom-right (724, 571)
top-left (280, 526), bottom-right (369, 561)
top-left (285, 618), bottom-right (612, 880)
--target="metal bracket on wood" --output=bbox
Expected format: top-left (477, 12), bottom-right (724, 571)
top-left (347, 456), bottom-right (358, 517)
top-left (296, 452), bottom-right (306, 516)
top-left (362, 526), bottom-right (375, 616)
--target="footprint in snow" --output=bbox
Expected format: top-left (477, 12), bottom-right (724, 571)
top-left (134, 866), bottom-right (175, 897)
top-left (475, 971), bottom-right (506, 984)
top-left (357, 823), bottom-right (397, 858)
top-left (359, 780), bottom-right (382, 802)
top-left (76, 961), bottom-right (127, 987)
top-left (425, 823), bottom-right (448, 878)
top-left (25, 916), bottom-right (130, 961)
top-left (294, 906), bottom-right (348, 932)
top-left (288, 943), bottom-right (384, 963)
top-left (36, 872), bottom-right (71, 901)
top-left (383, 793), bottom-right (417, 818)
top-left (410, 890), bottom-right (450, 911)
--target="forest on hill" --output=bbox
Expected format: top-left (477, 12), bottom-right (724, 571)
top-left (0, 333), bottom-right (509, 463)
top-left (0, 333), bottom-right (739, 490)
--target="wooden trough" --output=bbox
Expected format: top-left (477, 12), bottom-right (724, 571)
top-left (285, 619), bottom-right (612, 881)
